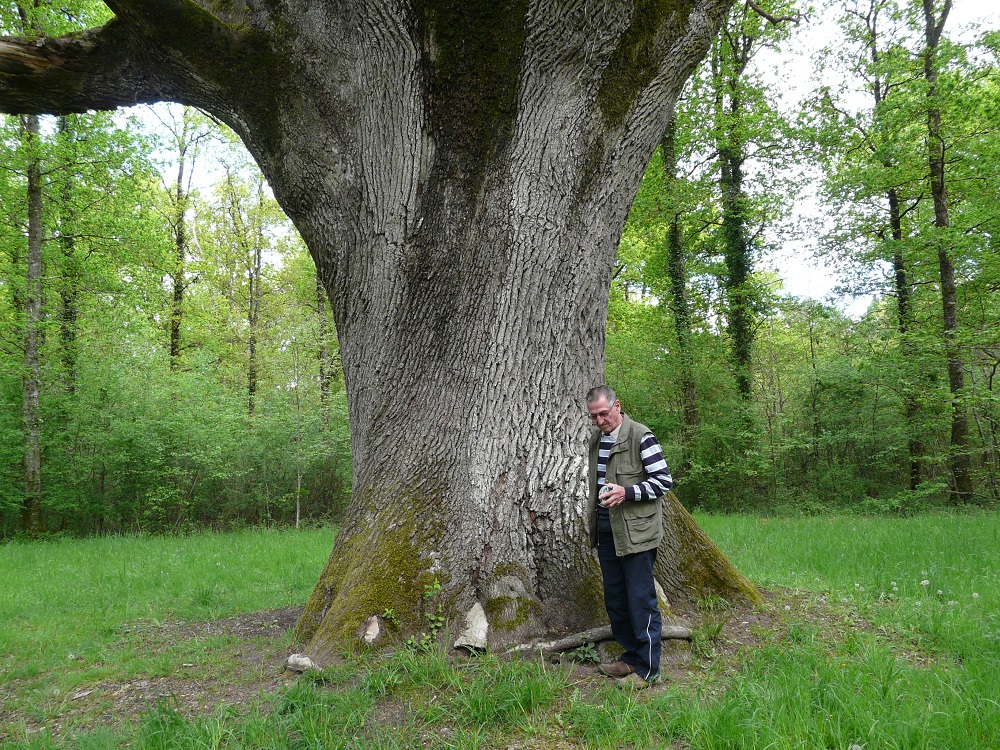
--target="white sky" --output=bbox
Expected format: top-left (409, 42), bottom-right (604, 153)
top-left (758, 0), bottom-right (998, 316)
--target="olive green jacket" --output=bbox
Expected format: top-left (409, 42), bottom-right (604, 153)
top-left (587, 415), bottom-right (664, 556)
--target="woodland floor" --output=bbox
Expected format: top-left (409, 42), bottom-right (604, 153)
top-left (2, 586), bottom-right (886, 744)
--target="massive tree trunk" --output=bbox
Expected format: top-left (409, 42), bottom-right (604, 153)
top-left (922, 0), bottom-right (973, 503)
top-left (0, 0), bottom-right (760, 650)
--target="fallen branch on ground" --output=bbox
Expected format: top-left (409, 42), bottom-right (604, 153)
top-left (504, 623), bottom-right (692, 656)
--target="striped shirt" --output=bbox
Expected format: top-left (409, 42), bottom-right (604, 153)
top-left (597, 431), bottom-right (673, 501)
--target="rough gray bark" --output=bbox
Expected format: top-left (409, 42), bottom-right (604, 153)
top-left (922, 0), bottom-right (973, 503)
top-left (0, 0), bottom-right (758, 648)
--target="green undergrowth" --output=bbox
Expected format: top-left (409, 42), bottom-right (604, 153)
top-left (3, 514), bottom-right (1000, 748)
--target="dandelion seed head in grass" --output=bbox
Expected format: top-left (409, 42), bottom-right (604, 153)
top-left (973, 593), bottom-right (980, 599)
top-left (921, 580), bottom-right (930, 586)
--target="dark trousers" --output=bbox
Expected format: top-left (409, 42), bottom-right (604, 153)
top-left (597, 512), bottom-right (661, 681)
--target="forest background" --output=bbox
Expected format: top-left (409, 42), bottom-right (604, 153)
top-left (2, 0), bottom-right (999, 539)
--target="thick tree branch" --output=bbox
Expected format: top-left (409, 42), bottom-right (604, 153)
top-left (0, 1), bottom-right (279, 124)
top-left (746, 0), bottom-right (804, 26)
top-left (0, 20), bottom-right (174, 114)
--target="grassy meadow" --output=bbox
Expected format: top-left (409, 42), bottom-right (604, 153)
top-left (1, 513), bottom-right (998, 749)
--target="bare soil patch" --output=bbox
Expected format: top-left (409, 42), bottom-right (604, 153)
top-left (2, 608), bottom-right (301, 742)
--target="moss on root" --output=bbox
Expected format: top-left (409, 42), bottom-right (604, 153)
top-left (573, 567), bottom-right (610, 625)
top-left (297, 490), bottom-right (450, 656)
top-left (659, 491), bottom-right (764, 608)
top-left (483, 595), bottom-right (543, 632)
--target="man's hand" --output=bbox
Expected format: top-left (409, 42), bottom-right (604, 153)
top-left (599, 483), bottom-right (627, 507)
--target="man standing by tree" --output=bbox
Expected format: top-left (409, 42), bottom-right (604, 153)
top-left (586, 385), bottom-right (673, 688)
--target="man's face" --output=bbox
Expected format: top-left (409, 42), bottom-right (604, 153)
top-left (588, 396), bottom-right (623, 434)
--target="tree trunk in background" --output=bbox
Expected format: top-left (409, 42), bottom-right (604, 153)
top-left (719, 136), bottom-right (753, 401)
top-left (168, 125), bottom-right (189, 369)
top-left (660, 118), bottom-right (698, 472)
top-left (922, 0), bottom-right (973, 503)
top-left (21, 113), bottom-right (44, 537)
top-left (846, 0), bottom-right (924, 493)
top-left (243, 177), bottom-right (265, 416)
top-left (0, 0), bottom-right (757, 650)
top-left (712, 34), bottom-right (755, 403)
top-left (888, 189), bottom-right (922, 491)
top-left (57, 116), bottom-right (81, 393)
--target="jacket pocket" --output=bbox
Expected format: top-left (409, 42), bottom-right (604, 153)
top-left (624, 499), bottom-right (662, 546)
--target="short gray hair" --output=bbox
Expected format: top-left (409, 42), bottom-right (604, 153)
top-left (586, 385), bottom-right (617, 406)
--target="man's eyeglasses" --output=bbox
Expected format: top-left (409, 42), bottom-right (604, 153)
top-left (588, 404), bottom-right (618, 421)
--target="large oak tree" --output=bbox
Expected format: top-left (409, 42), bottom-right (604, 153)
top-left (0, 0), bottom-right (760, 656)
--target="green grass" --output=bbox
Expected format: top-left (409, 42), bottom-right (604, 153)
top-left (0, 527), bottom-right (335, 740)
top-left (0, 526), bottom-right (333, 648)
top-left (2, 514), bottom-right (999, 749)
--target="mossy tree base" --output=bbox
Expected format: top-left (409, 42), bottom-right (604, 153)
top-left (297, 484), bottom-right (759, 660)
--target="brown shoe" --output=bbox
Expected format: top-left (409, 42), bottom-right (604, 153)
top-left (617, 672), bottom-right (658, 690)
top-left (598, 661), bottom-right (635, 678)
